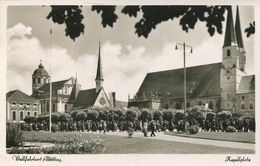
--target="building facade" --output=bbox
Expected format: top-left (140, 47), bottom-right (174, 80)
top-left (31, 42), bottom-right (115, 114)
top-left (6, 90), bottom-right (41, 122)
top-left (128, 7), bottom-right (255, 116)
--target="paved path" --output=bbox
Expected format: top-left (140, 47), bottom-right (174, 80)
top-left (23, 142), bottom-right (55, 148)
top-left (105, 131), bottom-right (255, 151)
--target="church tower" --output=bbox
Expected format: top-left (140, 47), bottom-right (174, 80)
top-left (220, 6), bottom-right (246, 112)
top-left (95, 42), bottom-right (104, 93)
top-left (32, 60), bottom-right (50, 94)
top-left (235, 6), bottom-right (246, 72)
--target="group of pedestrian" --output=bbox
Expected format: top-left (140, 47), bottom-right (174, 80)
top-left (142, 120), bottom-right (156, 137)
top-left (98, 120), bottom-right (107, 134)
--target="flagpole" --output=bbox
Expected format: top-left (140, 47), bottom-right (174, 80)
top-left (49, 28), bottom-right (52, 132)
top-left (175, 42), bottom-right (193, 113)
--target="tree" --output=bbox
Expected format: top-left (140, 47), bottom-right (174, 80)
top-left (98, 109), bottom-right (108, 121)
top-left (75, 111), bottom-right (87, 122)
top-left (47, 6), bottom-right (255, 41)
top-left (153, 110), bottom-right (163, 122)
top-left (139, 109), bottom-right (153, 122)
top-left (187, 106), bottom-right (206, 126)
top-left (23, 116), bottom-right (37, 124)
top-left (59, 113), bottom-right (71, 122)
top-left (125, 109), bottom-right (138, 122)
top-left (70, 110), bottom-right (79, 121)
top-left (162, 109), bottom-right (175, 122)
top-left (174, 111), bottom-right (185, 122)
top-left (86, 110), bottom-right (99, 121)
top-left (216, 111), bottom-right (232, 121)
top-left (114, 109), bottom-right (125, 122)
top-left (51, 113), bottom-right (61, 123)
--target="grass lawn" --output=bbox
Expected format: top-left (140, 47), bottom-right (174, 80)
top-left (164, 132), bottom-right (255, 144)
top-left (22, 131), bottom-right (254, 154)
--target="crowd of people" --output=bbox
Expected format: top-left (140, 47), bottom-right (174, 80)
top-left (14, 106), bottom-right (255, 137)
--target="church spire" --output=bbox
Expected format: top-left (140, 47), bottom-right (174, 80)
top-left (223, 6), bottom-right (237, 48)
top-left (95, 41), bottom-right (104, 81)
top-left (68, 74), bottom-right (80, 104)
top-left (235, 6), bottom-right (245, 52)
top-left (95, 41), bottom-right (104, 92)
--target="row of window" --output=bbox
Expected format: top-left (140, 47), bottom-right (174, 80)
top-left (163, 100), bottom-right (215, 110)
top-left (33, 77), bottom-right (49, 84)
top-left (241, 103), bottom-right (254, 110)
top-left (12, 111), bottom-right (38, 121)
top-left (40, 102), bottom-right (67, 113)
top-left (224, 94), bottom-right (249, 100)
top-left (11, 103), bottom-right (38, 107)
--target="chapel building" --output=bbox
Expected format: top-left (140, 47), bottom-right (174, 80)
top-left (128, 7), bottom-right (255, 116)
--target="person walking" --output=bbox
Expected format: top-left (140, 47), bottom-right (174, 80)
top-left (150, 120), bottom-right (156, 137)
top-left (102, 121), bottom-right (107, 134)
top-left (143, 121), bottom-right (148, 137)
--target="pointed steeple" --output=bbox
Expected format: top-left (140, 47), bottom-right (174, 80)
top-left (223, 6), bottom-right (237, 48)
top-left (68, 75), bottom-right (80, 103)
top-left (95, 42), bottom-right (104, 92)
top-left (235, 6), bottom-right (245, 52)
top-left (95, 41), bottom-right (104, 81)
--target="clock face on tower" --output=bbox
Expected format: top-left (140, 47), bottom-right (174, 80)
top-left (99, 97), bottom-right (106, 105)
top-left (224, 67), bottom-right (232, 79)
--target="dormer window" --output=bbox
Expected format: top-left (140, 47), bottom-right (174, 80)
top-left (227, 49), bottom-right (231, 57)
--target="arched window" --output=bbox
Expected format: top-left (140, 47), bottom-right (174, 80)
top-left (27, 112), bottom-right (30, 116)
top-left (20, 111), bottom-right (24, 120)
top-left (227, 49), bottom-right (231, 56)
top-left (34, 112), bottom-right (37, 116)
top-left (33, 77), bottom-right (36, 84)
top-left (12, 111), bottom-right (16, 120)
top-left (37, 77), bottom-right (41, 83)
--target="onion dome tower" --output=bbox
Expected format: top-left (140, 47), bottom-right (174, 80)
top-left (32, 60), bottom-right (50, 94)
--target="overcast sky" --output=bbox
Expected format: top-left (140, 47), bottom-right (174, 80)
top-left (7, 6), bottom-right (255, 101)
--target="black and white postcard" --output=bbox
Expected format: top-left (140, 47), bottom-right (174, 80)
top-left (0, 0), bottom-right (259, 166)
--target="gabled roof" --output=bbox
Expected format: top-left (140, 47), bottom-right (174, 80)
top-left (237, 75), bottom-right (255, 94)
top-left (73, 88), bottom-right (100, 109)
top-left (36, 78), bottom-right (71, 93)
top-left (136, 63), bottom-right (222, 99)
top-left (7, 90), bottom-right (38, 102)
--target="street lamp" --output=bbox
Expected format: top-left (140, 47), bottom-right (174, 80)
top-left (175, 43), bottom-right (193, 113)
top-left (49, 28), bottom-right (52, 132)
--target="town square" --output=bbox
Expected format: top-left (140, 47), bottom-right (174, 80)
top-left (5, 5), bottom-right (255, 155)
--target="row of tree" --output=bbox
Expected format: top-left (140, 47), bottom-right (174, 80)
top-left (21, 106), bottom-right (255, 133)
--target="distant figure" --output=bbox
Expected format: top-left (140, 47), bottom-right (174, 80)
top-left (150, 120), bottom-right (156, 137)
top-left (143, 121), bottom-right (148, 137)
top-left (102, 121), bottom-right (107, 134)
top-left (98, 121), bottom-right (102, 134)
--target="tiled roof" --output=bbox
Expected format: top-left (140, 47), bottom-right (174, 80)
top-left (237, 75), bottom-right (255, 94)
top-left (36, 78), bottom-right (71, 93)
top-left (136, 63), bottom-right (222, 99)
top-left (7, 90), bottom-right (38, 102)
top-left (73, 88), bottom-right (100, 109)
